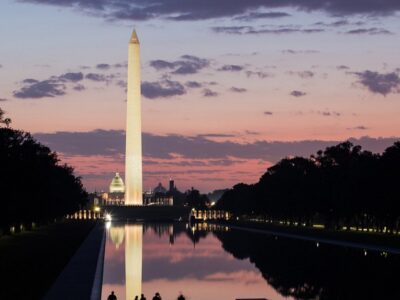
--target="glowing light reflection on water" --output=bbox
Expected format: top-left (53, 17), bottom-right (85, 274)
top-left (101, 222), bottom-right (289, 300)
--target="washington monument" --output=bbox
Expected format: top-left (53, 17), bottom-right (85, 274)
top-left (125, 30), bottom-right (143, 205)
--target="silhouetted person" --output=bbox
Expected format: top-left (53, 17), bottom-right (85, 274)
top-left (135, 296), bottom-right (139, 300)
top-left (152, 292), bottom-right (162, 300)
top-left (107, 291), bottom-right (117, 300)
top-left (140, 294), bottom-right (147, 300)
top-left (177, 294), bottom-right (186, 300)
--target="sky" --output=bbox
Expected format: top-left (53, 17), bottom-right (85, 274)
top-left (0, 0), bottom-right (400, 192)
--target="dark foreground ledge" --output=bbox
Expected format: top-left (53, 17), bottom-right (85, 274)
top-left (43, 222), bottom-right (105, 300)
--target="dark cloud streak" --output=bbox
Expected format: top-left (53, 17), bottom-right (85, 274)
top-left (13, 69), bottom-right (117, 99)
top-left (218, 65), bottom-right (244, 72)
top-left (212, 26), bottom-right (324, 35)
top-left (203, 89), bottom-right (218, 97)
top-left (185, 81), bottom-right (202, 88)
top-left (290, 90), bottom-right (307, 97)
top-left (345, 27), bottom-right (392, 35)
top-left (245, 71), bottom-right (271, 78)
top-left (234, 11), bottom-right (291, 21)
top-left (33, 129), bottom-right (400, 163)
top-left (13, 80), bottom-right (66, 99)
top-left (149, 55), bottom-right (210, 75)
top-left (85, 73), bottom-right (107, 82)
top-left (19, 0), bottom-right (400, 21)
top-left (282, 49), bottom-right (319, 54)
top-left (141, 80), bottom-right (186, 99)
top-left (354, 70), bottom-right (400, 96)
top-left (288, 70), bottom-right (314, 78)
top-left (58, 72), bottom-right (84, 82)
top-left (230, 87), bottom-right (247, 93)
top-left (96, 63), bottom-right (111, 70)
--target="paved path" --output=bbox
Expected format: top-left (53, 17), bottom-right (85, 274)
top-left (43, 222), bottom-right (105, 300)
top-left (228, 224), bottom-right (400, 254)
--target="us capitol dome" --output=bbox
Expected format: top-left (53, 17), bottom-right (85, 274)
top-left (101, 172), bottom-right (125, 205)
top-left (109, 172), bottom-right (125, 193)
top-left (101, 173), bottom-right (174, 206)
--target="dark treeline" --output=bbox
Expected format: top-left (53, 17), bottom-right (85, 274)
top-left (217, 141), bottom-right (400, 232)
top-left (215, 229), bottom-right (400, 300)
top-left (0, 116), bottom-right (88, 233)
top-left (167, 187), bottom-right (211, 208)
top-left (183, 187), bottom-right (210, 208)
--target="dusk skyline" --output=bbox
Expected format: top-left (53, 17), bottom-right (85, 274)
top-left (1, 0), bottom-right (400, 192)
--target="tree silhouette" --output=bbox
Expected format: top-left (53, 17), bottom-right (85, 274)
top-left (217, 141), bottom-right (400, 232)
top-left (184, 187), bottom-right (210, 209)
top-left (0, 108), bottom-right (11, 127)
top-left (0, 122), bottom-right (87, 233)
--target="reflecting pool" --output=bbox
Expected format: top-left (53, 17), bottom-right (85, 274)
top-left (101, 222), bottom-right (400, 300)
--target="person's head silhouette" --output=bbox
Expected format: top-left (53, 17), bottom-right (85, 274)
top-left (107, 291), bottom-right (117, 300)
top-left (177, 294), bottom-right (185, 300)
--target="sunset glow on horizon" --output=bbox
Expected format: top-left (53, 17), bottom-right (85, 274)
top-left (1, 0), bottom-right (399, 192)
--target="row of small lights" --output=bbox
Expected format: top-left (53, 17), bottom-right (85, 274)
top-left (244, 217), bottom-right (400, 234)
top-left (8, 222), bottom-right (36, 234)
top-left (100, 212), bottom-right (391, 258)
top-left (235, 217), bottom-right (395, 257)
top-left (68, 209), bottom-right (396, 259)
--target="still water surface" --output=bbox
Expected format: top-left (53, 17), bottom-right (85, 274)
top-left (101, 222), bottom-right (400, 300)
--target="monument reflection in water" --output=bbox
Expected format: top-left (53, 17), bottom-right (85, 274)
top-left (101, 222), bottom-right (287, 300)
top-left (125, 224), bottom-right (142, 299)
top-left (102, 222), bottom-right (400, 300)
top-left (102, 223), bottom-right (143, 300)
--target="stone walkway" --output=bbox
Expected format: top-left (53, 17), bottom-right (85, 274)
top-left (229, 224), bottom-right (400, 254)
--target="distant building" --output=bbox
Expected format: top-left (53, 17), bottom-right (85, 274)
top-left (143, 182), bottom-right (173, 206)
top-left (103, 173), bottom-right (125, 205)
top-left (86, 192), bottom-right (100, 208)
top-left (110, 173), bottom-right (125, 193)
top-left (153, 182), bottom-right (167, 194)
top-left (101, 174), bottom-right (173, 206)
top-left (169, 179), bottom-right (175, 192)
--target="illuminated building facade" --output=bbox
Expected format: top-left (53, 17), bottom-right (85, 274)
top-left (143, 182), bottom-right (173, 206)
top-left (103, 172), bottom-right (125, 205)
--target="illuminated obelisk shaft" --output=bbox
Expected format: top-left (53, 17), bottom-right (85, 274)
top-left (125, 30), bottom-right (143, 205)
